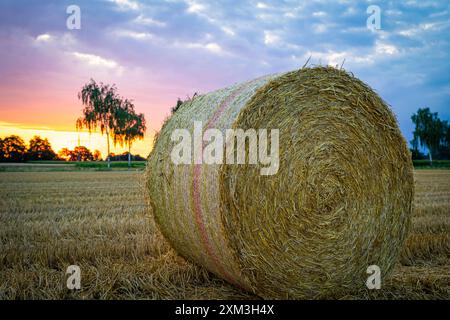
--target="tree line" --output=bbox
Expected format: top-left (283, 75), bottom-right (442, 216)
top-left (0, 135), bottom-right (96, 162)
top-left (0, 135), bottom-right (58, 162)
top-left (411, 107), bottom-right (450, 163)
top-left (0, 135), bottom-right (146, 162)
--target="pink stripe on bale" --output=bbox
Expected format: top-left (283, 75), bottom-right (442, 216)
top-left (192, 82), bottom-right (254, 288)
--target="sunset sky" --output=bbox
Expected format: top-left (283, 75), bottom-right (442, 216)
top-left (0, 0), bottom-right (449, 158)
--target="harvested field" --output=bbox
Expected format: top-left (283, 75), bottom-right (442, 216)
top-left (0, 170), bottom-right (449, 299)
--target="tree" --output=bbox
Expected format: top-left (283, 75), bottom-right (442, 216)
top-left (93, 150), bottom-right (102, 161)
top-left (109, 152), bottom-right (146, 161)
top-left (58, 148), bottom-right (72, 161)
top-left (438, 120), bottom-right (450, 160)
top-left (171, 94), bottom-right (197, 114)
top-left (411, 108), bottom-right (444, 165)
top-left (0, 138), bottom-right (4, 160)
top-left (446, 122), bottom-right (450, 147)
top-left (0, 135), bottom-right (26, 162)
top-left (171, 98), bottom-right (184, 114)
top-left (27, 136), bottom-right (56, 160)
top-left (409, 145), bottom-right (426, 160)
top-left (57, 146), bottom-right (93, 161)
top-left (109, 98), bottom-right (146, 168)
top-left (77, 79), bottom-right (122, 168)
top-left (114, 99), bottom-right (146, 168)
top-left (73, 146), bottom-right (94, 161)
top-left (125, 112), bottom-right (146, 167)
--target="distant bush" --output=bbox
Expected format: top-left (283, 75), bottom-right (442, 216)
top-left (109, 152), bottom-right (146, 161)
top-left (413, 160), bottom-right (450, 168)
top-left (410, 148), bottom-right (427, 160)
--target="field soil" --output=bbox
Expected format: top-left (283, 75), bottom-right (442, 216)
top-left (0, 170), bottom-right (449, 299)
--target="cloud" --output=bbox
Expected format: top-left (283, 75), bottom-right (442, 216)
top-left (72, 52), bottom-right (121, 70)
top-left (375, 41), bottom-right (399, 56)
top-left (429, 10), bottom-right (448, 18)
top-left (404, 0), bottom-right (440, 9)
top-left (221, 26), bottom-right (235, 36)
top-left (398, 20), bottom-right (450, 38)
top-left (176, 41), bottom-right (225, 54)
top-left (312, 24), bottom-right (327, 33)
top-left (299, 50), bottom-right (373, 67)
top-left (114, 30), bottom-right (153, 40)
top-left (134, 15), bottom-right (166, 27)
top-left (256, 2), bottom-right (269, 9)
top-left (385, 9), bottom-right (403, 17)
top-left (264, 31), bottom-right (280, 45)
top-left (342, 6), bottom-right (357, 16)
top-left (185, 0), bottom-right (206, 14)
top-left (312, 11), bottom-right (327, 17)
top-left (204, 42), bottom-right (223, 53)
top-left (284, 12), bottom-right (296, 18)
top-left (108, 0), bottom-right (140, 11)
top-left (35, 34), bottom-right (52, 42)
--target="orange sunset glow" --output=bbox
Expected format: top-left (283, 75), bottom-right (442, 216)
top-left (0, 121), bottom-right (151, 158)
top-left (0, 57), bottom-right (180, 158)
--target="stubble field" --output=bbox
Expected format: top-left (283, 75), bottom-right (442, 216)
top-left (0, 170), bottom-right (449, 299)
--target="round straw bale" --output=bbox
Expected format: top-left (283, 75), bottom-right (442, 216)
top-left (145, 66), bottom-right (414, 299)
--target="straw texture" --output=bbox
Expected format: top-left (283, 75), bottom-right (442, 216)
top-left (145, 66), bottom-right (414, 299)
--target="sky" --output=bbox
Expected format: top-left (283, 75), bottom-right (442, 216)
top-left (0, 0), bottom-right (449, 158)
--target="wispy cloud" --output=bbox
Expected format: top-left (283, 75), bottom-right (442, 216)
top-left (114, 30), bottom-right (153, 40)
top-left (174, 41), bottom-right (225, 55)
top-left (134, 15), bottom-right (166, 27)
top-left (72, 52), bottom-right (121, 70)
top-left (108, 0), bottom-right (140, 11)
top-left (185, 0), bottom-right (207, 14)
top-left (398, 20), bottom-right (450, 38)
top-left (35, 34), bottom-right (52, 42)
top-left (256, 2), bottom-right (269, 9)
top-left (312, 11), bottom-right (327, 17)
top-left (263, 31), bottom-right (280, 45)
